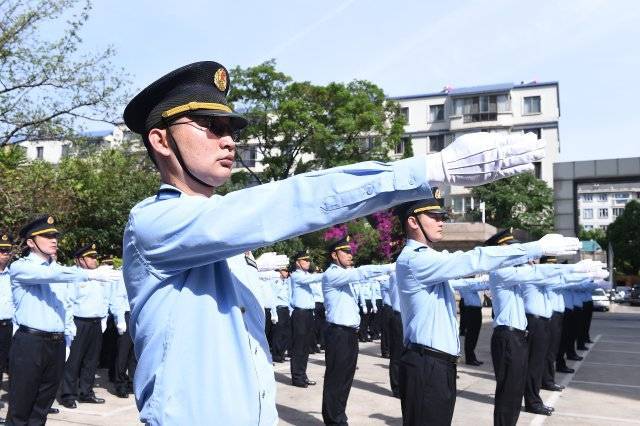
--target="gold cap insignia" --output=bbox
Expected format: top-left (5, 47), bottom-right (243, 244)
top-left (1, 235), bottom-right (7, 241)
top-left (47, 216), bottom-right (54, 224)
top-left (434, 188), bottom-right (442, 199)
top-left (509, 227), bottom-right (513, 233)
top-left (346, 235), bottom-right (351, 242)
top-left (91, 244), bottom-right (96, 249)
top-left (213, 68), bottom-right (228, 92)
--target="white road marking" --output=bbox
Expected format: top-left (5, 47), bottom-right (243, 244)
top-left (582, 361), bottom-right (640, 368)
top-left (571, 380), bottom-right (640, 389)
top-left (550, 412), bottom-right (640, 424)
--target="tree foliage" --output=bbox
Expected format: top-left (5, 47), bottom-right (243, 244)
top-left (0, 147), bottom-right (158, 263)
top-left (469, 173), bottom-right (553, 239)
top-left (578, 226), bottom-right (608, 251)
top-left (0, 0), bottom-right (130, 146)
top-left (607, 200), bottom-right (640, 275)
top-left (228, 60), bottom-right (406, 183)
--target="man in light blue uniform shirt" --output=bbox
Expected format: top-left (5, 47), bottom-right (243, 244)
top-left (0, 231), bottom-right (15, 420)
top-left (120, 59), bottom-right (547, 426)
top-left (457, 279), bottom-right (490, 365)
top-left (311, 280), bottom-right (327, 353)
top-left (289, 249), bottom-right (323, 387)
top-left (321, 235), bottom-right (393, 425)
top-left (357, 278), bottom-right (376, 342)
top-left (393, 196), bottom-right (580, 426)
top-left (8, 216), bottom-right (118, 425)
top-left (111, 268), bottom-right (137, 398)
top-left (60, 243), bottom-right (125, 408)
top-left (270, 268), bottom-right (292, 363)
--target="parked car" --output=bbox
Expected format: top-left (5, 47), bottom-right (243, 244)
top-left (630, 285), bottom-right (640, 306)
top-left (592, 288), bottom-right (610, 311)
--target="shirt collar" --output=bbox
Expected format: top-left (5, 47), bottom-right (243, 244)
top-left (405, 238), bottom-right (429, 250)
top-left (27, 251), bottom-right (51, 265)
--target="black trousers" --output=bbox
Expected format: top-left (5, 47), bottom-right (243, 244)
top-left (399, 346), bottom-right (457, 426)
top-left (114, 312), bottom-right (137, 393)
top-left (290, 308), bottom-right (314, 384)
top-left (0, 319), bottom-right (12, 384)
top-left (543, 311), bottom-right (563, 386)
top-left (61, 317), bottom-right (103, 401)
top-left (370, 299), bottom-right (383, 339)
top-left (459, 298), bottom-right (466, 335)
top-left (388, 311), bottom-right (404, 396)
top-left (272, 306), bottom-right (291, 361)
top-left (584, 301), bottom-right (594, 342)
top-left (568, 307), bottom-right (581, 355)
top-left (265, 308), bottom-right (274, 350)
top-left (556, 308), bottom-right (572, 366)
top-left (102, 314), bottom-right (118, 380)
top-left (358, 301), bottom-right (374, 342)
top-left (7, 327), bottom-right (65, 426)
top-left (491, 326), bottom-right (528, 426)
top-left (322, 324), bottom-right (359, 425)
top-left (462, 306), bottom-right (482, 362)
top-left (314, 302), bottom-right (327, 349)
top-left (524, 314), bottom-right (550, 409)
top-left (380, 304), bottom-right (393, 357)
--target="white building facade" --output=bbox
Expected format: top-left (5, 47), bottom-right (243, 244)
top-left (577, 182), bottom-right (640, 231)
top-left (390, 81), bottom-right (561, 218)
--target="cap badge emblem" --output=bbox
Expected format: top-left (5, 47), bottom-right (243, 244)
top-left (214, 68), bottom-right (228, 92)
top-left (47, 216), bottom-right (54, 224)
top-left (1, 235), bottom-right (7, 241)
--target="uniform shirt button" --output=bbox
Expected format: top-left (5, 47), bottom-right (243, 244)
top-left (240, 306), bottom-right (246, 314)
top-left (261, 391), bottom-right (266, 398)
top-left (409, 178), bottom-right (415, 185)
top-left (366, 185), bottom-right (373, 195)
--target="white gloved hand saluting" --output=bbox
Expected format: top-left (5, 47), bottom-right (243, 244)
top-left (572, 259), bottom-right (606, 273)
top-left (426, 132), bottom-right (546, 186)
top-left (589, 268), bottom-right (610, 281)
top-left (538, 234), bottom-right (581, 256)
top-left (85, 267), bottom-right (122, 282)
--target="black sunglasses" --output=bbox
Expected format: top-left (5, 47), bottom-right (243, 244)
top-left (176, 116), bottom-right (238, 138)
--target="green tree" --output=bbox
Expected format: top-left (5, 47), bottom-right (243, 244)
top-left (0, 0), bottom-right (130, 146)
top-left (577, 226), bottom-right (608, 250)
top-left (607, 200), bottom-right (640, 275)
top-left (229, 60), bottom-right (406, 183)
top-left (469, 173), bottom-right (553, 239)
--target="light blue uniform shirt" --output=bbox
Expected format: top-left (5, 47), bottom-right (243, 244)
top-left (0, 268), bottom-right (15, 320)
top-left (10, 252), bottom-right (87, 333)
top-left (290, 270), bottom-right (323, 309)
top-left (357, 279), bottom-right (374, 307)
top-left (271, 277), bottom-right (291, 308)
top-left (397, 239), bottom-right (542, 355)
top-left (257, 271), bottom-right (278, 318)
top-left (456, 280), bottom-right (489, 307)
top-left (389, 271), bottom-right (401, 312)
top-left (379, 275), bottom-right (391, 306)
top-left (310, 281), bottom-right (324, 303)
top-left (371, 279), bottom-right (382, 300)
top-left (547, 288), bottom-right (565, 313)
top-left (113, 273), bottom-right (131, 313)
top-left (322, 263), bottom-right (391, 328)
top-left (69, 267), bottom-right (124, 324)
top-left (122, 156), bottom-right (433, 425)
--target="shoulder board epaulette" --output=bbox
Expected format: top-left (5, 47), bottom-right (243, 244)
top-left (414, 246), bottom-right (428, 252)
top-left (245, 255), bottom-right (258, 269)
top-left (156, 188), bottom-right (182, 201)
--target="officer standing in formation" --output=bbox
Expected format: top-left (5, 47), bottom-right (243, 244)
top-left (119, 59), bottom-right (544, 424)
top-left (60, 243), bottom-right (125, 408)
top-left (321, 235), bottom-right (393, 424)
top-left (392, 191), bottom-right (581, 425)
top-left (270, 267), bottom-right (292, 363)
top-left (289, 250), bottom-right (323, 387)
top-left (457, 277), bottom-right (490, 365)
top-left (6, 216), bottom-right (119, 425)
top-left (0, 232), bottom-right (15, 424)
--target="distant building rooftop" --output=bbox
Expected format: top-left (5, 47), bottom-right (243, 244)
top-left (389, 81), bottom-right (559, 101)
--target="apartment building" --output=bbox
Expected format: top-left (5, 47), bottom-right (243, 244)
top-left (577, 182), bottom-right (640, 231)
top-left (389, 81), bottom-right (560, 218)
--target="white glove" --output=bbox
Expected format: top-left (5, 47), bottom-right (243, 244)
top-left (538, 234), bottom-right (581, 256)
top-left (65, 335), bottom-right (73, 361)
top-left (426, 132), bottom-right (546, 186)
top-left (85, 267), bottom-right (121, 282)
top-left (590, 268), bottom-right (610, 281)
top-left (572, 259), bottom-right (606, 273)
top-left (65, 346), bottom-right (71, 362)
top-left (271, 316), bottom-right (278, 325)
top-left (117, 321), bottom-right (127, 335)
top-left (101, 318), bottom-right (108, 333)
top-left (362, 305), bottom-right (369, 314)
top-left (372, 306), bottom-right (378, 314)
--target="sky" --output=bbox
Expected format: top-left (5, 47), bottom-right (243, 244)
top-left (74, 0), bottom-right (639, 163)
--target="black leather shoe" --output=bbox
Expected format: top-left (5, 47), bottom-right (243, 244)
top-left (466, 360), bottom-right (483, 366)
top-left (60, 400), bottom-right (77, 409)
top-left (304, 379), bottom-right (316, 386)
top-left (576, 345), bottom-right (589, 351)
top-left (48, 408), bottom-right (60, 414)
top-left (381, 353), bottom-right (390, 359)
top-left (291, 381), bottom-right (308, 388)
top-left (586, 338), bottom-right (594, 344)
top-left (525, 406), bottom-right (553, 416)
top-left (567, 354), bottom-right (583, 361)
top-left (78, 396), bottom-right (105, 404)
top-left (542, 383), bottom-right (564, 391)
top-left (272, 356), bottom-right (285, 363)
top-left (556, 366), bottom-right (575, 374)
top-left (115, 389), bottom-right (129, 398)
top-left (544, 405), bottom-right (555, 412)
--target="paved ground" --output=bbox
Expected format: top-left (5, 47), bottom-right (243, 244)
top-left (2, 303), bottom-right (639, 425)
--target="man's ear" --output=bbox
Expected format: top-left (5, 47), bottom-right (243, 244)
top-left (330, 251), bottom-right (338, 262)
top-left (406, 215), bottom-right (419, 231)
top-left (147, 128), bottom-right (173, 159)
top-left (26, 239), bottom-right (35, 250)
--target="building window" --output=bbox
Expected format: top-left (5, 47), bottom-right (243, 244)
top-left (429, 134), bottom-right (445, 152)
top-left (612, 207), bottom-right (624, 218)
top-left (429, 104), bottom-right (445, 122)
top-left (583, 225), bottom-right (593, 230)
top-left (453, 95), bottom-right (501, 123)
top-left (598, 208), bottom-right (609, 218)
top-left (533, 162), bottom-right (542, 179)
top-left (597, 193), bottom-right (608, 202)
top-left (523, 96), bottom-right (541, 114)
top-left (61, 144), bottom-right (71, 158)
top-left (451, 197), bottom-right (463, 213)
top-left (524, 128), bottom-right (542, 139)
top-left (582, 193), bottom-right (593, 202)
top-left (36, 146), bottom-right (44, 160)
top-left (235, 145), bottom-right (257, 167)
top-left (582, 209), bottom-right (593, 219)
top-left (600, 225), bottom-right (608, 231)
top-left (401, 107), bottom-right (409, 123)
top-left (395, 137), bottom-right (409, 155)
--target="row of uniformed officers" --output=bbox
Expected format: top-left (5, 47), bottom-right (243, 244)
top-left (0, 217), bottom-right (136, 425)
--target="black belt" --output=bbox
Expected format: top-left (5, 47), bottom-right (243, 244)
top-left (495, 325), bottom-right (528, 337)
top-left (74, 316), bottom-right (103, 323)
top-left (526, 313), bottom-right (550, 322)
top-left (292, 307), bottom-right (314, 312)
top-left (328, 323), bottom-right (358, 333)
top-left (18, 325), bottom-right (64, 341)
top-left (406, 342), bottom-right (458, 363)
top-left (276, 305), bottom-right (289, 309)
top-left (464, 305), bottom-right (482, 310)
